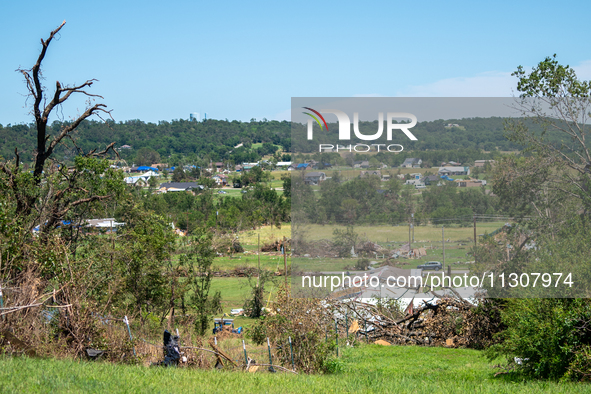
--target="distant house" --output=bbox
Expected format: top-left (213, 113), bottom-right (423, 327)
top-left (353, 160), bottom-right (370, 169)
top-left (296, 163), bottom-right (309, 170)
top-left (458, 179), bottom-right (487, 187)
top-left (420, 175), bottom-right (440, 185)
top-left (124, 170), bottom-right (159, 185)
top-left (287, 163), bottom-right (297, 171)
top-left (276, 161), bottom-right (292, 167)
top-left (381, 174), bottom-right (392, 182)
top-left (85, 218), bottom-right (124, 230)
top-left (304, 171), bottom-right (326, 185)
top-left (401, 158), bottom-right (422, 168)
top-left (359, 170), bottom-right (382, 178)
top-left (130, 166), bottom-right (158, 173)
top-left (441, 161), bottom-right (462, 166)
top-left (212, 174), bottom-right (228, 186)
top-left (438, 166), bottom-right (470, 176)
top-left (119, 144), bottom-right (132, 150)
top-left (474, 160), bottom-right (495, 168)
top-left (158, 182), bottom-right (204, 193)
top-left (235, 164), bottom-right (243, 172)
top-left (312, 162), bottom-right (332, 169)
top-left (445, 123), bottom-right (460, 128)
top-left (215, 162), bottom-right (224, 170)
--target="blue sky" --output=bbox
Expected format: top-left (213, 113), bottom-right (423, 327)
top-left (2, 0), bottom-right (591, 125)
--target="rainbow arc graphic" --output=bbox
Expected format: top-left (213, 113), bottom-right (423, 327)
top-left (302, 107), bottom-right (329, 131)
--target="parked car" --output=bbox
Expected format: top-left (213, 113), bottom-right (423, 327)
top-left (217, 190), bottom-right (227, 194)
top-left (417, 261), bottom-right (442, 271)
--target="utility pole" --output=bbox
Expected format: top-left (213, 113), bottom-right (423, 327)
top-left (408, 216), bottom-right (412, 256)
top-left (442, 225), bottom-right (445, 271)
top-left (283, 236), bottom-right (288, 290)
top-left (110, 219), bottom-right (114, 271)
top-left (473, 215), bottom-right (477, 264)
top-left (411, 213), bottom-right (414, 242)
top-left (258, 233), bottom-right (261, 287)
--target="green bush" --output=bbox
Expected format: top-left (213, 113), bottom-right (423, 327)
top-left (486, 299), bottom-right (591, 380)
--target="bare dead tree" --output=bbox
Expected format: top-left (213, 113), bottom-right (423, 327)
top-left (0, 21), bottom-right (120, 235)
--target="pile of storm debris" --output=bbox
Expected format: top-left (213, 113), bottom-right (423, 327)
top-left (261, 238), bottom-right (290, 253)
top-left (330, 293), bottom-right (503, 349)
top-left (293, 239), bottom-right (428, 259)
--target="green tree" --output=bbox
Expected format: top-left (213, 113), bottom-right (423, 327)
top-left (508, 54), bottom-right (591, 210)
top-left (185, 228), bottom-right (220, 335)
top-left (115, 203), bottom-right (175, 316)
top-left (135, 147), bottom-right (161, 166)
top-left (172, 166), bottom-right (186, 182)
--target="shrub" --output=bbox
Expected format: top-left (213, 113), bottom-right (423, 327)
top-left (486, 299), bottom-right (591, 380)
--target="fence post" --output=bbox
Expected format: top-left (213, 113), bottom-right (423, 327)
top-left (334, 318), bottom-right (339, 357)
top-left (0, 285), bottom-right (4, 322)
top-left (267, 337), bottom-right (275, 372)
top-left (346, 310), bottom-right (350, 343)
top-left (123, 316), bottom-right (136, 357)
top-left (242, 340), bottom-right (248, 368)
top-left (289, 336), bottom-right (295, 371)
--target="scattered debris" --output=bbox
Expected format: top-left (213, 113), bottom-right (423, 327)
top-left (374, 340), bottom-right (391, 346)
top-left (152, 330), bottom-right (180, 367)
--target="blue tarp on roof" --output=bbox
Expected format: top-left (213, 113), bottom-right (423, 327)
top-left (296, 163), bottom-right (309, 168)
top-left (137, 166), bottom-right (158, 171)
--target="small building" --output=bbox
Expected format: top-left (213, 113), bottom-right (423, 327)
top-left (124, 170), bottom-right (159, 185)
top-left (441, 161), bottom-right (462, 166)
top-left (304, 171), bottom-right (326, 185)
top-left (85, 218), bottom-right (124, 230)
top-left (158, 182), bottom-right (204, 193)
top-left (129, 165), bottom-right (158, 173)
top-left (438, 166), bottom-right (470, 176)
top-left (353, 160), bottom-right (370, 169)
top-left (401, 158), bottom-right (422, 168)
top-left (212, 174), bottom-right (229, 186)
top-left (359, 170), bottom-right (382, 178)
top-left (420, 175), bottom-right (440, 185)
top-left (474, 160), bottom-right (496, 168)
top-left (458, 179), bottom-right (487, 187)
top-left (276, 161), bottom-right (292, 168)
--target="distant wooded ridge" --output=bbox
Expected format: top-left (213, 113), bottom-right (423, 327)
top-left (0, 117), bottom-right (563, 164)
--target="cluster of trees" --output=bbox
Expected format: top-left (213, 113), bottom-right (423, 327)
top-left (0, 118), bottom-right (289, 166)
top-left (291, 171), bottom-right (500, 226)
top-left (420, 183), bottom-right (499, 225)
top-left (141, 181), bottom-right (289, 233)
top-left (471, 55), bottom-right (591, 380)
top-left (291, 115), bottom-right (563, 154)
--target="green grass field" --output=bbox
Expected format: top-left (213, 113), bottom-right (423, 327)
top-left (299, 222), bottom-right (504, 243)
top-left (1, 345), bottom-right (587, 393)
